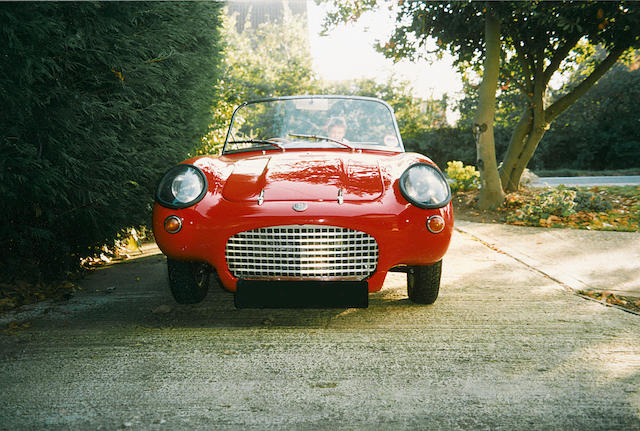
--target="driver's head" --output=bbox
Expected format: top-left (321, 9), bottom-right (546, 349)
top-left (327, 117), bottom-right (346, 141)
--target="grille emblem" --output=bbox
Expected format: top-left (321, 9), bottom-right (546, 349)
top-left (292, 202), bottom-right (308, 212)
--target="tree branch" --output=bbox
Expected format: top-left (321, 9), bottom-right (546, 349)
top-left (542, 34), bottom-right (581, 88)
top-left (515, 42), bottom-right (533, 94)
top-left (545, 45), bottom-right (628, 124)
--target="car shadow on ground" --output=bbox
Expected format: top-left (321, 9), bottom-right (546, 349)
top-left (144, 278), bottom-right (418, 329)
top-left (35, 253), bottom-right (419, 330)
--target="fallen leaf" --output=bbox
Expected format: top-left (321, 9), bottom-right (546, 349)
top-left (606, 293), bottom-right (627, 306)
top-left (547, 215), bottom-right (561, 225)
top-left (152, 304), bottom-right (172, 314)
top-left (600, 291), bottom-right (612, 301)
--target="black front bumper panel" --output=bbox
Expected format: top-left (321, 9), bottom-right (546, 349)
top-left (234, 280), bottom-right (369, 309)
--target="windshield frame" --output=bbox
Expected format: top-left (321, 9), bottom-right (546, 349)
top-left (222, 95), bottom-right (405, 155)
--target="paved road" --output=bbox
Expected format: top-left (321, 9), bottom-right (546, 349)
top-left (532, 175), bottom-right (640, 187)
top-left (1, 230), bottom-right (639, 430)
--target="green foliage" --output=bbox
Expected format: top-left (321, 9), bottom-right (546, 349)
top-left (199, 5), bottom-right (447, 156)
top-left (507, 189), bottom-right (578, 224)
top-left (200, 6), bottom-right (316, 154)
top-left (403, 127), bottom-right (469, 166)
top-left (574, 190), bottom-right (613, 213)
top-left (457, 56), bottom-right (640, 172)
top-left (403, 126), bottom-right (511, 168)
top-left (321, 1), bottom-right (640, 190)
top-left (506, 187), bottom-right (613, 224)
top-left (0, 2), bottom-right (223, 283)
top-left (317, 77), bottom-right (449, 132)
top-left (533, 63), bottom-right (640, 171)
top-left (445, 161), bottom-right (479, 193)
top-left (456, 74), bottom-right (528, 131)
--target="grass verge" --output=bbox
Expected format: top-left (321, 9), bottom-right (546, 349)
top-left (533, 168), bottom-right (640, 177)
top-left (454, 186), bottom-right (640, 232)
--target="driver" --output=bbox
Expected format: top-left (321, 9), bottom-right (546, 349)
top-left (327, 117), bottom-right (347, 142)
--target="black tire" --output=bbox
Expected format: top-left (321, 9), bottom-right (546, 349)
top-left (167, 259), bottom-right (210, 304)
top-left (407, 260), bottom-right (442, 304)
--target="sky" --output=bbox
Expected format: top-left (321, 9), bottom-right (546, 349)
top-left (305, 1), bottom-right (463, 122)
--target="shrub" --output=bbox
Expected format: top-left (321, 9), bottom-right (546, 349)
top-left (445, 161), bottom-right (480, 193)
top-left (507, 188), bottom-right (578, 225)
top-left (403, 126), bottom-right (511, 169)
top-left (0, 2), bottom-right (224, 283)
top-left (574, 190), bottom-right (613, 213)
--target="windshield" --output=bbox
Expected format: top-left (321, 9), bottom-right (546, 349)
top-left (223, 96), bottom-right (403, 154)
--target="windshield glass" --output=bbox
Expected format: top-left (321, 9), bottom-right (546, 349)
top-left (223, 96), bottom-right (403, 154)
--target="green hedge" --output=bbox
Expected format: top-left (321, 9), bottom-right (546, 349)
top-left (0, 2), bottom-right (223, 283)
top-left (533, 65), bottom-right (640, 171)
top-left (403, 126), bottom-right (511, 169)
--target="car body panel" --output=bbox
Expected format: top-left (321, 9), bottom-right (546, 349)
top-left (220, 151), bottom-right (384, 203)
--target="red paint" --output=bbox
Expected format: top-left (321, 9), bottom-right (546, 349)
top-left (221, 152), bottom-right (383, 202)
top-left (153, 148), bottom-right (453, 293)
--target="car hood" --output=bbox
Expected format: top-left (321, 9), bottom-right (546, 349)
top-left (221, 152), bottom-right (385, 202)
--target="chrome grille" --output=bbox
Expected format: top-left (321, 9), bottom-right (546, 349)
top-left (225, 225), bottom-right (378, 280)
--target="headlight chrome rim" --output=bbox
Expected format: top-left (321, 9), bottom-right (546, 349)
top-left (155, 164), bottom-right (208, 209)
top-left (399, 162), bottom-right (452, 209)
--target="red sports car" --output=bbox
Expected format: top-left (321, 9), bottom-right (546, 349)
top-left (153, 96), bottom-right (453, 308)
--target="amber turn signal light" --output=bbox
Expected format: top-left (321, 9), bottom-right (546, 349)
top-left (426, 215), bottom-right (445, 234)
top-left (164, 215), bottom-right (182, 234)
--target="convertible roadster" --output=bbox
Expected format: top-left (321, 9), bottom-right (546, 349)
top-left (152, 95), bottom-right (453, 308)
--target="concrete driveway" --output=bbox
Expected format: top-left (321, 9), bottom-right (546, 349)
top-left (1, 226), bottom-right (639, 430)
top-left (456, 220), bottom-right (640, 299)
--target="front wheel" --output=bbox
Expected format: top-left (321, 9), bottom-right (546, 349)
top-left (407, 260), bottom-right (442, 304)
top-left (167, 259), bottom-right (210, 304)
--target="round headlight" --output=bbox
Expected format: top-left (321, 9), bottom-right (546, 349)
top-left (399, 163), bottom-right (451, 209)
top-left (156, 164), bottom-right (207, 209)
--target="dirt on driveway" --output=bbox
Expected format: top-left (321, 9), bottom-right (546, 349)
top-left (1, 229), bottom-right (639, 430)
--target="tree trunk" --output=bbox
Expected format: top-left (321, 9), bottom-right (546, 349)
top-left (501, 126), bottom-right (547, 192)
top-left (501, 51), bottom-right (548, 192)
top-left (499, 106), bottom-right (531, 190)
top-left (474, 11), bottom-right (504, 210)
top-left (500, 45), bottom-right (629, 192)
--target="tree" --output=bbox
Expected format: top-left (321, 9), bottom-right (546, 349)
top-left (535, 60), bottom-right (640, 171)
top-left (200, 5), bottom-right (317, 154)
top-left (317, 76), bottom-right (448, 132)
top-left (495, 2), bottom-right (639, 190)
top-left (0, 2), bottom-right (224, 282)
top-left (322, 1), bottom-right (640, 196)
top-left (201, 5), bottom-right (446, 156)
